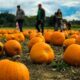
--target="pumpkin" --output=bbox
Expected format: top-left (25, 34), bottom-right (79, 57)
top-left (34, 32), bottom-right (45, 41)
top-left (29, 32), bottom-right (37, 40)
top-left (63, 44), bottom-right (80, 66)
top-left (14, 33), bottom-right (25, 42)
top-left (62, 31), bottom-right (69, 38)
top-left (44, 31), bottom-right (53, 43)
top-left (0, 59), bottom-right (29, 80)
top-left (0, 34), bottom-right (2, 38)
top-left (6, 34), bottom-right (15, 40)
top-left (76, 35), bottom-right (80, 44)
top-left (4, 40), bottom-right (22, 56)
top-left (0, 42), bottom-right (4, 56)
top-left (23, 30), bottom-right (29, 37)
top-left (50, 31), bottom-right (65, 45)
top-left (28, 37), bottom-right (44, 49)
top-left (30, 42), bottom-right (55, 63)
top-left (70, 34), bottom-right (79, 39)
top-left (63, 38), bottom-right (76, 47)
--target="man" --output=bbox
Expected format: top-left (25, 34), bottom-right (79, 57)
top-left (36, 4), bottom-right (45, 34)
top-left (16, 5), bottom-right (25, 32)
top-left (56, 9), bottom-right (63, 31)
top-left (53, 12), bottom-right (58, 31)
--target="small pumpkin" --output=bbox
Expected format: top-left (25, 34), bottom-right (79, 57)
top-left (4, 40), bottom-right (22, 56)
top-left (50, 31), bottom-right (65, 45)
top-left (29, 32), bottom-right (37, 40)
top-left (63, 38), bottom-right (76, 47)
top-left (44, 31), bottom-right (53, 43)
top-left (0, 42), bottom-right (4, 56)
top-left (28, 37), bottom-right (44, 49)
top-left (70, 34), bottom-right (79, 39)
top-left (14, 32), bottom-right (25, 42)
top-left (76, 35), bottom-right (80, 44)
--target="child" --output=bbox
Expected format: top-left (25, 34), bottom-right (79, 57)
top-left (63, 22), bottom-right (67, 30)
top-left (61, 21), bottom-right (67, 31)
top-left (16, 22), bottom-right (19, 30)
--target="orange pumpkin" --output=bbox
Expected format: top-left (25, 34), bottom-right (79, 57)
top-left (28, 37), bottom-right (44, 49)
top-left (14, 32), bottom-right (25, 42)
top-left (6, 34), bottom-right (15, 40)
top-left (76, 35), bottom-right (80, 44)
top-left (4, 40), bottom-right (22, 56)
top-left (63, 38), bottom-right (76, 47)
top-left (50, 31), bottom-right (65, 45)
top-left (30, 42), bottom-right (55, 63)
top-left (0, 59), bottom-right (29, 80)
top-left (63, 44), bottom-right (80, 66)
top-left (62, 31), bottom-right (69, 38)
top-left (44, 31), bottom-right (53, 43)
top-left (23, 30), bottom-right (29, 37)
top-left (29, 32), bottom-right (37, 40)
top-left (70, 34), bottom-right (79, 39)
top-left (0, 42), bottom-right (4, 56)
top-left (36, 33), bottom-right (45, 41)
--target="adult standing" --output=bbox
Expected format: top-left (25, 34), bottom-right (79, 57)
top-left (16, 5), bottom-right (25, 32)
top-left (56, 9), bottom-right (63, 31)
top-left (36, 4), bottom-right (45, 34)
top-left (53, 12), bottom-right (58, 31)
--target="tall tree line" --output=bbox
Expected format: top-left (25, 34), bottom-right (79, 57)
top-left (0, 12), bottom-right (80, 28)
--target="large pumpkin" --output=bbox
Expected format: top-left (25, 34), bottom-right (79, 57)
top-left (30, 42), bottom-right (55, 63)
top-left (4, 40), bottom-right (22, 56)
top-left (50, 31), bottom-right (65, 45)
top-left (0, 59), bottom-right (29, 80)
top-left (63, 44), bottom-right (80, 66)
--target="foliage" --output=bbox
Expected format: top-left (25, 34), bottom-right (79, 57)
top-left (0, 12), bottom-right (80, 28)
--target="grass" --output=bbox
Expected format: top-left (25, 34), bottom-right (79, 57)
top-left (0, 25), bottom-right (80, 30)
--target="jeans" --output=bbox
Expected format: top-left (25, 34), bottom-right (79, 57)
top-left (54, 19), bottom-right (62, 31)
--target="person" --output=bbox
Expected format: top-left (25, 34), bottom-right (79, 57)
top-left (56, 9), bottom-right (63, 31)
top-left (16, 5), bottom-right (25, 32)
top-left (53, 12), bottom-right (58, 31)
top-left (36, 4), bottom-right (45, 34)
top-left (67, 22), bottom-right (71, 30)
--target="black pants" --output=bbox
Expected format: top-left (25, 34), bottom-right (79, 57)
top-left (17, 20), bottom-right (24, 32)
top-left (36, 20), bottom-right (44, 34)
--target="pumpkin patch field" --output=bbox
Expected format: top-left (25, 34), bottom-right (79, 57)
top-left (0, 29), bottom-right (80, 80)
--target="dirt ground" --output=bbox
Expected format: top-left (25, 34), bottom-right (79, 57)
top-left (22, 42), bottom-right (80, 80)
top-left (1, 38), bottom-right (80, 80)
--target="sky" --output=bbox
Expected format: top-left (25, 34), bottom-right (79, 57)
top-left (0, 0), bottom-right (80, 21)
